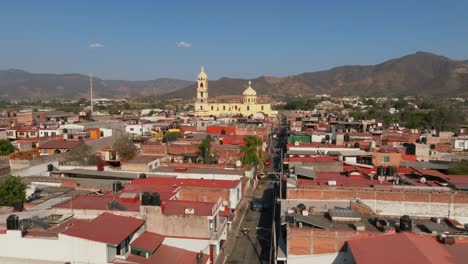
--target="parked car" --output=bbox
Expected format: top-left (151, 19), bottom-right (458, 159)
top-left (258, 172), bottom-right (266, 180)
top-left (250, 198), bottom-right (263, 211)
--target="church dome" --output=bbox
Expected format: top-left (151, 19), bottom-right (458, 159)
top-left (198, 65), bottom-right (207, 80)
top-left (242, 81), bottom-right (257, 96)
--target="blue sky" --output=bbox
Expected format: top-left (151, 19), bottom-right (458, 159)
top-left (1, 0), bottom-right (467, 80)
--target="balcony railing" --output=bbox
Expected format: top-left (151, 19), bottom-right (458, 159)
top-left (210, 216), bottom-right (228, 242)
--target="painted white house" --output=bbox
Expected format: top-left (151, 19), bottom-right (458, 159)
top-left (125, 124), bottom-right (153, 136)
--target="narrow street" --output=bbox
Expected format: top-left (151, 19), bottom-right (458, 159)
top-left (218, 115), bottom-right (286, 264)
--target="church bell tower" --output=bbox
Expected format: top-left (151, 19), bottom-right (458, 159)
top-left (195, 66), bottom-right (209, 116)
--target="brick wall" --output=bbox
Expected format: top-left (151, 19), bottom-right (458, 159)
top-left (179, 187), bottom-right (229, 205)
top-left (288, 188), bottom-right (468, 222)
top-left (288, 228), bottom-right (377, 255)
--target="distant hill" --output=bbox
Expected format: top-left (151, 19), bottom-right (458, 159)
top-left (1, 52), bottom-right (467, 100)
top-left (163, 51), bottom-right (468, 98)
top-left (0, 69), bottom-right (191, 99)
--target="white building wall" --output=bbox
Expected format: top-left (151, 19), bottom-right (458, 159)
top-left (150, 171), bottom-right (243, 181)
top-left (361, 199), bottom-right (468, 223)
top-left (99, 128), bottom-right (113, 138)
top-left (311, 134), bottom-right (326, 143)
top-left (0, 230), bottom-right (108, 264)
top-left (288, 252), bottom-right (353, 264)
top-left (39, 129), bottom-right (61, 137)
top-left (125, 124), bottom-right (153, 136)
top-left (162, 237), bottom-right (210, 253)
top-left (11, 161), bottom-right (59, 177)
top-left (228, 183), bottom-right (242, 210)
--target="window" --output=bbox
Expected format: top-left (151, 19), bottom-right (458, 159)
top-left (201, 92), bottom-right (204, 97)
top-left (261, 106), bottom-right (264, 111)
top-left (200, 82), bottom-right (204, 88)
top-left (130, 128), bottom-right (134, 131)
top-left (235, 105), bottom-right (238, 110)
top-left (223, 105), bottom-right (226, 110)
top-left (211, 105), bottom-right (214, 110)
top-left (247, 106), bottom-right (250, 111)
top-left (381, 156), bottom-right (390, 163)
top-left (200, 106), bottom-right (203, 110)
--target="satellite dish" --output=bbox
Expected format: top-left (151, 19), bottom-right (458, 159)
top-left (420, 177), bottom-right (427, 184)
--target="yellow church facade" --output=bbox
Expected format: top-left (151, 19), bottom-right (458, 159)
top-left (194, 66), bottom-right (272, 117)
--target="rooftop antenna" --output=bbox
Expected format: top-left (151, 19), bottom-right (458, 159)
top-left (90, 72), bottom-right (93, 114)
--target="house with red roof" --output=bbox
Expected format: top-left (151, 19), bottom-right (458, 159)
top-left (141, 199), bottom-right (227, 263)
top-left (38, 139), bottom-right (82, 155)
top-left (348, 232), bottom-right (467, 264)
top-left (0, 212), bottom-right (145, 264)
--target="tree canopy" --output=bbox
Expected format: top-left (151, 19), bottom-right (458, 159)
top-left (113, 136), bottom-right (137, 162)
top-left (0, 176), bottom-right (26, 206)
top-left (198, 135), bottom-right (216, 164)
top-left (239, 136), bottom-right (267, 170)
top-left (0, 139), bottom-right (14, 155)
top-left (163, 131), bottom-right (183, 143)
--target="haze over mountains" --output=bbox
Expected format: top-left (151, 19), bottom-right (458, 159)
top-left (1, 52), bottom-right (467, 100)
top-left (0, 69), bottom-right (192, 99)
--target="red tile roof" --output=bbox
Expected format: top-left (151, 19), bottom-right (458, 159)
top-left (127, 177), bottom-right (240, 190)
top-left (39, 139), bottom-right (82, 149)
top-left (150, 244), bottom-right (209, 264)
top-left (287, 143), bottom-right (348, 149)
top-left (62, 213), bottom-right (144, 246)
top-left (162, 200), bottom-right (216, 216)
top-left (348, 233), bottom-right (458, 264)
top-left (124, 244), bottom-right (209, 264)
top-left (54, 195), bottom-right (141, 211)
top-left (130, 232), bottom-right (164, 254)
top-left (285, 156), bottom-right (339, 162)
top-left (445, 175), bottom-right (468, 186)
top-left (298, 171), bottom-right (394, 188)
top-left (412, 168), bottom-right (447, 178)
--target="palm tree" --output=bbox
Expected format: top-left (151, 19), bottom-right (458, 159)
top-left (239, 135), bottom-right (267, 171)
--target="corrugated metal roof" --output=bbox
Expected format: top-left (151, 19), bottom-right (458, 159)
top-left (294, 166), bottom-right (316, 179)
top-left (293, 213), bottom-right (332, 229)
top-left (328, 209), bottom-right (360, 219)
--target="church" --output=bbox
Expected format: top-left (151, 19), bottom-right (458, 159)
top-left (194, 66), bottom-right (272, 117)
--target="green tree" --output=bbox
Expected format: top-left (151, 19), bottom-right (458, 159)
top-left (239, 136), bottom-right (267, 171)
top-left (428, 105), bottom-right (461, 131)
top-left (401, 112), bottom-right (429, 129)
top-left (113, 136), bottom-right (137, 162)
top-left (447, 160), bottom-right (468, 175)
top-left (0, 176), bottom-right (26, 206)
top-left (0, 139), bottom-right (14, 155)
top-left (163, 132), bottom-right (183, 143)
top-left (198, 135), bottom-right (216, 164)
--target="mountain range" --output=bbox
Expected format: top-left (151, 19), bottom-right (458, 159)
top-left (0, 69), bottom-right (191, 99)
top-left (1, 52), bottom-right (467, 100)
top-left (163, 52), bottom-right (468, 98)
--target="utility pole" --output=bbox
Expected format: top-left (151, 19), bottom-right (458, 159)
top-left (90, 72), bottom-right (93, 114)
